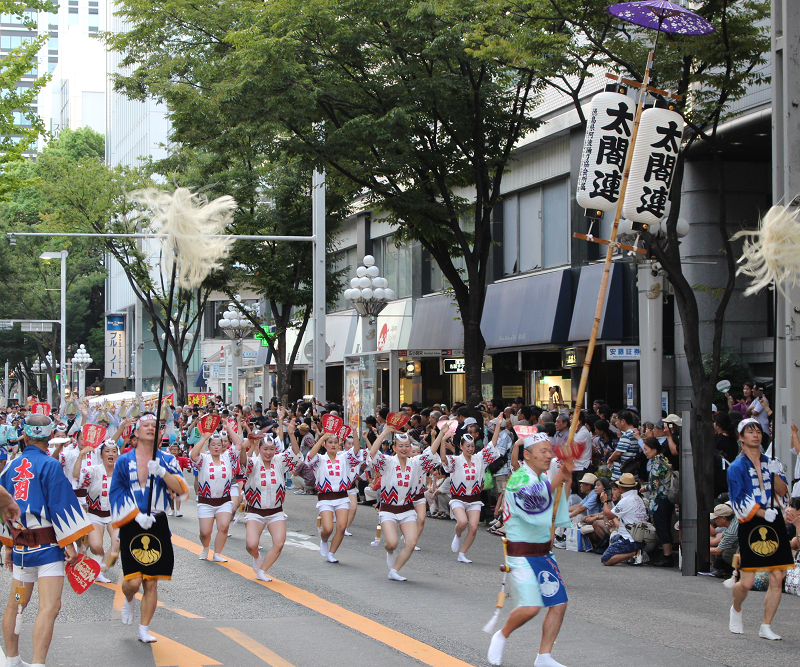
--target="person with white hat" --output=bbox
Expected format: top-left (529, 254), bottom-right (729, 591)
top-left (599, 473), bottom-right (647, 566)
top-left (727, 417), bottom-right (792, 640)
top-left (486, 432), bottom-right (574, 667)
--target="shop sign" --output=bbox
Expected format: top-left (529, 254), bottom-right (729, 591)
top-left (401, 349), bottom-right (443, 358)
top-left (561, 347), bottom-right (585, 369)
top-left (443, 358), bottom-right (465, 374)
top-left (501, 385), bottom-right (523, 399)
top-left (606, 346), bottom-right (640, 360)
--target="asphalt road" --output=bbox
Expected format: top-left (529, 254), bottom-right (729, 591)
top-left (3, 477), bottom-right (800, 667)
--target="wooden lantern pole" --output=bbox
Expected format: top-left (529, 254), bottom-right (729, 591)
top-left (563, 52), bottom-right (656, 454)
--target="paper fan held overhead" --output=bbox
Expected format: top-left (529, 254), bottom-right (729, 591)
top-left (127, 187), bottom-right (237, 290)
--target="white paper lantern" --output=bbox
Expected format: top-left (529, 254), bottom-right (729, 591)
top-left (356, 266), bottom-right (368, 278)
top-left (676, 218), bottom-right (690, 238)
top-left (358, 276), bottom-right (371, 288)
top-left (373, 288), bottom-right (385, 300)
top-left (384, 288), bottom-right (395, 301)
top-left (361, 287), bottom-right (373, 300)
top-left (363, 255), bottom-right (375, 267)
top-left (366, 266), bottom-right (380, 278)
top-left (622, 107), bottom-right (684, 226)
top-left (576, 91), bottom-right (635, 212)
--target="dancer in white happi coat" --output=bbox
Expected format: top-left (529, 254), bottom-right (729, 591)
top-left (239, 417), bottom-right (301, 581)
top-left (431, 428), bottom-right (500, 563)
top-left (190, 431), bottom-right (240, 562)
top-left (75, 439), bottom-right (121, 583)
top-left (369, 426), bottom-right (437, 580)
top-left (307, 432), bottom-right (365, 563)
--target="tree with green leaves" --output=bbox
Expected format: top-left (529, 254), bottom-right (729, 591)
top-left (104, 0), bottom-right (569, 400)
top-left (0, 0), bottom-right (55, 199)
top-left (0, 128), bottom-right (108, 406)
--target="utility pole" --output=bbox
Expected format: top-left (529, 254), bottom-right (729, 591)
top-left (312, 169), bottom-right (327, 401)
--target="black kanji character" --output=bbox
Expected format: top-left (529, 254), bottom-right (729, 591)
top-left (651, 120), bottom-right (682, 153)
top-left (643, 152), bottom-right (676, 184)
top-left (596, 135), bottom-right (629, 167)
top-left (601, 102), bottom-right (633, 137)
top-left (635, 185), bottom-right (670, 218)
top-left (589, 169), bottom-right (622, 202)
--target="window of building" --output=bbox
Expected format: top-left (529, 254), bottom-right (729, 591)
top-left (1, 35), bottom-right (32, 50)
top-left (373, 236), bottom-right (411, 299)
top-left (502, 176), bottom-right (570, 275)
top-left (329, 246), bottom-right (356, 312)
top-left (48, 36), bottom-right (57, 52)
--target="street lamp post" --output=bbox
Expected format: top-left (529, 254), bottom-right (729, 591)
top-left (44, 351), bottom-right (58, 406)
top-left (218, 299), bottom-right (255, 405)
top-left (72, 344), bottom-right (93, 398)
top-left (344, 255), bottom-right (394, 353)
top-left (39, 251), bottom-right (68, 408)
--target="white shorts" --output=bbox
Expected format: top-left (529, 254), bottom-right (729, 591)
top-left (347, 487), bottom-right (359, 497)
top-left (449, 499), bottom-right (483, 513)
top-left (316, 497), bottom-right (352, 513)
top-left (245, 512), bottom-right (286, 526)
top-left (88, 513), bottom-right (112, 526)
top-left (412, 497), bottom-right (427, 507)
top-left (379, 509), bottom-right (418, 525)
top-left (231, 486), bottom-right (240, 498)
top-left (197, 500), bottom-right (234, 518)
top-left (13, 561), bottom-right (64, 583)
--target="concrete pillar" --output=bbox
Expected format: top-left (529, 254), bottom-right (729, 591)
top-left (638, 262), bottom-right (664, 422)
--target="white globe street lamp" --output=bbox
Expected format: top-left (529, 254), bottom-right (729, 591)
top-left (345, 255), bottom-right (394, 353)
top-left (217, 299), bottom-right (256, 404)
top-left (72, 344), bottom-right (93, 398)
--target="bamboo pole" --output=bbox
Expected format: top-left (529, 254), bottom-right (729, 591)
top-left (564, 52), bottom-right (655, 458)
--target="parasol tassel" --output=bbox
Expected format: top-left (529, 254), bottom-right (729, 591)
top-left (370, 524), bottom-right (382, 547)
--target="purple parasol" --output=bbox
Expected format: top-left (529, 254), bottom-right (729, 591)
top-left (608, 1), bottom-right (715, 35)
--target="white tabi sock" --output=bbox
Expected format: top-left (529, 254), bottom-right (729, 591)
top-left (388, 568), bottom-right (407, 581)
top-left (487, 630), bottom-right (506, 666)
top-left (5, 655), bottom-right (30, 667)
top-left (138, 624), bottom-right (157, 643)
top-left (534, 653), bottom-right (566, 667)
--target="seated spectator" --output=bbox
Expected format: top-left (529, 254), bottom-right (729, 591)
top-left (425, 467), bottom-right (451, 518)
top-left (569, 473), bottom-right (600, 520)
top-left (710, 503), bottom-right (738, 577)
top-left (601, 473), bottom-right (648, 566)
top-left (581, 477), bottom-right (614, 550)
top-left (641, 437), bottom-right (675, 567)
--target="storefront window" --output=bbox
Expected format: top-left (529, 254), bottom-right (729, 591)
top-left (375, 237), bottom-right (412, 299)
top-left (533, 371), bottom-right (572, 409)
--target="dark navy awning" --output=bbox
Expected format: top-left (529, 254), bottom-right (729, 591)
top-left (568, 262), bottom-right (623, 342)
top-left (481, 269), bottom-right (572, 351)
top-left (406, 294), bottom-right (464, 352)
top-left (193, 365), bottom-right (207, 388)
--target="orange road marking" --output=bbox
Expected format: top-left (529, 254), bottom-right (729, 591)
top-left (150, 632), bottom-right (221, 667)
top-left (217, 627), bottom-right (295, 667)
top-left (94, 581), bottom-right (204, 619)
top-left (171, 535), bottom-right (477, 667)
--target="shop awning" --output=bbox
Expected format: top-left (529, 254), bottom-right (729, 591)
top-left (568, 262), bottom-right (623, 342)
top-left (325, 312), bottom-right (358, 363)
top-left (406, 294), bottom-right (463, 353)
top-left (352, 298), bottom-right (414, 354)
top-left (482, 270), bottom-right (572, 351)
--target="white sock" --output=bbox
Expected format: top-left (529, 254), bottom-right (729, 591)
top-left (138, 624), bottom-right (157, 643)
top-left (212, 553), bottom-right (228, 563)
top-left (199, 547), bottom-right (209, 560)
top-left (256, 571), bottom-right (272, 582)
top-left (320, 540), bottom-right (329, 557)
top-left (252, 554), bottom-right (263, 575)
top-left (121, 597), bottom-right (135, 625)
top-left (534, 653), bottom-right (565, 667)
top-left (386, 549), bottom-right (397, 569)
top-left (326, 552), bottom-right (339, 563)
top-left (487, 630), bottom-right (506, 666)
top-left (458, 553), bottom-right (473, 563)
top-left (388, 568), bottom-right (407, 581)
top-left (6, 655), bottom-right (30, 667)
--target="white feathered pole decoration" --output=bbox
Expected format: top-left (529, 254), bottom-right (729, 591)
top-left (733, 205), bottom-right (800, 296)
top-left (128, 187), bottom-right (236, 290)
top-left (125, 187), bottom-right (237, 513)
